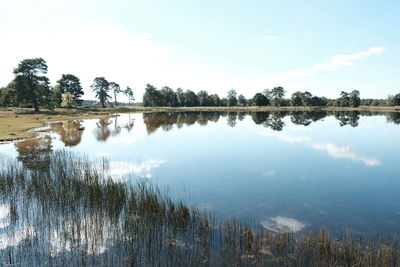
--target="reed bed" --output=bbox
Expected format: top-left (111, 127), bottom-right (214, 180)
top-left (0, 151), bottom-right (399, 266)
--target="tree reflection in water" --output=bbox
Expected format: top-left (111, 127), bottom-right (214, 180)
top-left (140, 111), bottom-right (390, 134)
top-left (38, 111), bottom-right (400, 145)
top-left (334, 111), bottom-right (360, 127)
top-left (94, 119), bottom-right (113, 141)
top-left (226, 112), bottom-right (237, 128)
top-left (386, 112), bottom-right (400, 124)
top-left (14, 136), bottom-right (52, 171)
top-left (50, 120), bottom-right (84, 147)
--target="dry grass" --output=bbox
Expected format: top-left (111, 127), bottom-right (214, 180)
top-left (0, 107), bottom-right (115, 141)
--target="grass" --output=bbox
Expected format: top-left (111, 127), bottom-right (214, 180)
top-left (1, 105), bottom-right (400, 142)
top-left (0, 150), bottom-right (399, 266)
top-left (0, 107), bottom-right (112, 142)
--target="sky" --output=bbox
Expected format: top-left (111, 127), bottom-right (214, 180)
top-left (0, 0), bottom-right (399, 101)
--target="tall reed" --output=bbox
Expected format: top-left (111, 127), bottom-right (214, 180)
top-left (0, 151), bottom-right (399, 266)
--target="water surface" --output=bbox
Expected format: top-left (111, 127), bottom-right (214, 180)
top-left (1, 111), bottom-right (399, 235)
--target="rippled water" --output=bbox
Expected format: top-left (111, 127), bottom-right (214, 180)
top-left (1, 111), bottom-right (399, 235)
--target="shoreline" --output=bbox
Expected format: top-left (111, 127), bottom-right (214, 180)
top-left (0, 105), bottom-right (399, 142)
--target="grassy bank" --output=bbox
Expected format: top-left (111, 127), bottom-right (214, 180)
top-left (0, 150), bottom-right (399, 266)
top-left (0, 107), bottom-right (128, 142)
top-left (1, 105), bottom-right (400, 142)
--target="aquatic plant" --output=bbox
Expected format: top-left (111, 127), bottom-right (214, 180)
top-left (0, 151), bottom-right (399, 266)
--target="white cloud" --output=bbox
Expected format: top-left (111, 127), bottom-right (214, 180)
top-left (239, 47), bottom-right (386, 98)
top-left (0, 12), bottom-right (386, 100)
top-left (264, 35), bottom-right (279, 41)
top-left (0, 23), bottom-right (169, 100)
top-left (261, 216), bottom-right (306, 233)
top-left (0, 0), bottom-right (12, 8)
top-left (311, 47), bottom-right (386, 71)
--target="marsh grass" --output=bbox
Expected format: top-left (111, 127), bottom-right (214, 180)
top-left (0, 151), bottom-right (399, 266)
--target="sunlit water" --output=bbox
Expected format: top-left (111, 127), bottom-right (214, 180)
top-left (1, 111), bottom-right (400, 235)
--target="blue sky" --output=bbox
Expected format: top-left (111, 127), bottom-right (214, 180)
top-left (0, 0), bottom-right (399, 100)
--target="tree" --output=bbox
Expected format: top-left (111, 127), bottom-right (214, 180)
top-left (270, 86), bottom-right (286, 100)
top-left (56, 74), bottom-right (84, 106)
top-left (91, 77), bottom-right (111, 107)
top-left (349, 90), bottom-right (361, 107)
top-left (263, 89), bottom-right (272, 100)
top-left (227, 89), bottom-right (237, 106)
top-left (124, 86), bottom-right (134, 106)
top-left (109, 82), bottom-right (121, 106)
top-left (387, 93), bottom-right (400, 106)
top-left (184, 90), bottom-right (199, 106)
top-left (238, 94), bottom-right (246, 106)
top-left (270, 86), bottom-right (286, 106)
top-left (13, 58), bottom-right (50, 112)
top-left (52, 85), bottom-right (63, 106)
top-left (143, 84), bottom-right (162, 107)
top-left (252, 93), bottom-right (269, 106)
top-left (197, 90), bottom-right (210, 106)
top-left (176, 88), bottom-right (185, 106)
top-left (337, 91), bottom-right (350, 107)
top-left (0, 82), bottom-right (17, 107)
top-left (310, 96), bottom-right (327, 107)
top-left (61, 93), bottom-right (74, 108)
top-left (210, 94), bottom-right (221, 106)
top-left (291, 92), bottom-right (303, 106)
top-left (220, 98), bottom-right (228, 106)
top-left (301, 91), bottom-right (313, 106)
top-left (160, 86), bottom-right (178, 107)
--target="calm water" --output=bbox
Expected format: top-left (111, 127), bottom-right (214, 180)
top-left (1, 111), bottom-right (400, 235)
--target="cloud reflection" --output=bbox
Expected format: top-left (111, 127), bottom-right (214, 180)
top-left (260, 131), bottom-right (311, 144)
top-left (261, 216), bottom-right (306, 233)
top-left (0, 204), bottom-right (10, 229)
top-left (0, 226), bottom-right (35, 250)
top-left (262, 170), bottom-right (275, 177)
top-left (106, 159), bottom-right (166, 180)
top-left (259, 130), bottom-right (381, 167)
top-left (311, 143), bottom-right (381, 167)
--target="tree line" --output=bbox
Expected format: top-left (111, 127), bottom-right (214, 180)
top-left (0, 58), bottom-right (134, 111)
top-left (1, 58), bottom-right (400, 111)
top-left (143, 84), bottom-right (399, 108)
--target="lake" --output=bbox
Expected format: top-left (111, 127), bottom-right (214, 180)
top-left (1, 111), bottom-right (400, 235)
